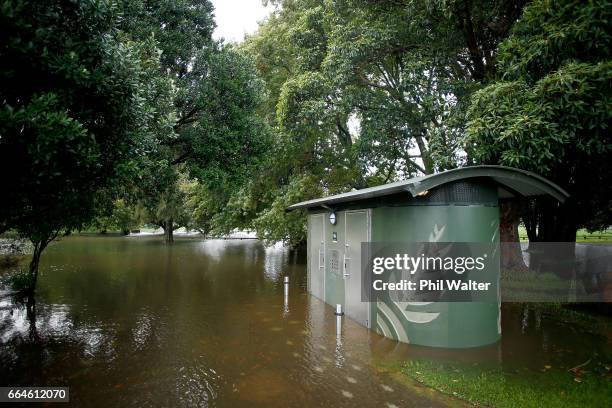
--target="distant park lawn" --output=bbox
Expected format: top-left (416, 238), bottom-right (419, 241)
top-left (573, 229), bottom-right (612, 243)
top-left (401, 359), bottom-right (611, 408)
top-left (518, 227), bottom-right (612, 243)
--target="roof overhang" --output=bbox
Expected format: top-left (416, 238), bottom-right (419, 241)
top-left (287, 166), bottom-right (569, 211)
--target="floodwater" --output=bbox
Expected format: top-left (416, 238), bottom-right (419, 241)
top-left (0, 236), bottom-right (610, 407)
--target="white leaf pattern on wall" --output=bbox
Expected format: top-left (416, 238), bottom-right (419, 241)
top-left (429, 224), bottom-right (446, 242)
top-left (396, 302), bottom-right (440, 324)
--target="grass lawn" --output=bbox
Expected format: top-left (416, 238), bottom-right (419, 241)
top-left (401, 359), bottom-right (611, 408)
top-left (399, 304), bottom-right (612, 407)
top-left (518, 227), bottom-right (612, 243)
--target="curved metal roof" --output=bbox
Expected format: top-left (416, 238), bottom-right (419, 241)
top-left (287, 165), bottom-right (569, 211)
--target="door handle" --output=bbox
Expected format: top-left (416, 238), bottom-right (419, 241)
top-left (343, 254), bottom-right (351, 277)
top-left (319, 248), bottom-right (324, 269)
top-left (343, 242), bottom-right (351, 277)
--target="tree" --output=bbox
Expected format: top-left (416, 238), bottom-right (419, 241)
top-left (234, 0), bottom-right (527, 246)
top-left (88, 199), bottom-right (145, 235)
top-left (0, 0), bottom-right (162, 292)
top-left (119, 0), bottom-right (270, 242)
top-left (112, 200), bottom-right (146, 235)
top-left (465, 0), bottom-right (612, 242)
top-left (137, 164), bottom-right (193, 243)
top-left (322, 0), bottom-right (523, 175)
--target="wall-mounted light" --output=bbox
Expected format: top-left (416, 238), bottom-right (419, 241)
top-left (329, 212), bottom-right (337, 225)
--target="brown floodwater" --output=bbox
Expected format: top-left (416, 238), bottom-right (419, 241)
top-left (0, 236), bottom-right (610, 407)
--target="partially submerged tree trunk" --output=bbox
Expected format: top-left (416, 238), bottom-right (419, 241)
top-left (499, 200), bottom-right (528, 271)
top-left (26, 295), bottom-right (40, 342)
top-left (25, 231), bottom-right (58, 295)
top-left (161, 219), bottom-right (174, 243)
top-left (522, 198), bottom-right (577, 278)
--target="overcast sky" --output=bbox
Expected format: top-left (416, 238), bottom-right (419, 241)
top-left (211, 0), bottom-right (275, 43)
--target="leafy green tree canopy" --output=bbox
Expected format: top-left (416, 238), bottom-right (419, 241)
top-left (235, 0), bottom-right (526, 246)
top-left (0, 0), bottom-right (160, 289)
top-left (465, 0), bottom-right (611, 239)
top-left (117, 0), bottom-right (270, 242)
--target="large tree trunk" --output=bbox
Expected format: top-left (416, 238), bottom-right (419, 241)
top-left (499, 200), bottom-right (528, 271)
top-left (26, 243), bottom-right (44, 294)
top-left (162, 219), bottom-right (174, 243)
top-left (522, 198), bottom-right (577, 278)
top-left (524, 197), bottom-right (577, 242)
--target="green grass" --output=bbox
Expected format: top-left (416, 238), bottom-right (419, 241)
top-left (518, 227), bottom-right (612, 243)
top-left (500, 269), bottom-right (592, 302)
top-left (573, 228), bottom-right (612, 243)
top-left (401, 360), bottom-right (611, 408)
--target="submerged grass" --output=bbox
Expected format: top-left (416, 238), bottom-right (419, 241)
top-left (401, 359), bottom-right (611, 408)
top-left (2, 269), bottom-right (35, 292)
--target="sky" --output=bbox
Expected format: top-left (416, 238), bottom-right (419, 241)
top-left (211, 0), bottom-right (275, 43)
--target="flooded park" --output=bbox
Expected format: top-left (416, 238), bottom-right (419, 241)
top-left (1, 0), bottom-right (610, 406)
top-left (1, 236), bottom-right (610, 407)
